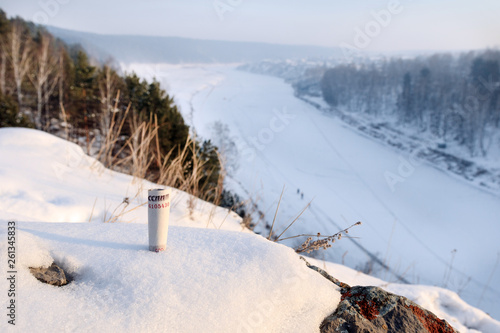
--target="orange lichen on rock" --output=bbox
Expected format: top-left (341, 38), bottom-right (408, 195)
top-left (356, 298), bottom-right (380, 320)
top-left (408, 304), bottom-right (456, 333)
top-left (322, 285), bottom-right (459, 333)
top-left (341, 289), bottom-right (380, 320)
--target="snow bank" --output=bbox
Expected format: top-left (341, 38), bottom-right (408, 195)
top-left (0, 223), bottom-right (339, 332)
top-left (0, 128), bottom-right (341, 332)
top-left (0, 127), bottom-right (244, 231)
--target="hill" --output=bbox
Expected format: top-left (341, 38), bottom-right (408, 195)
top-left (46, 26), bottom-right (340, 64)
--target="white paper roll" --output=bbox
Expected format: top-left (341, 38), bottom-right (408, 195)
top-left (148, 188), bottom-right (171, 252)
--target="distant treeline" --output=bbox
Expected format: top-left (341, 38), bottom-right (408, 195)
top-left (0, 9), bottom-right (225, 205)
top-left (321, 51), bottom-right (500, 156)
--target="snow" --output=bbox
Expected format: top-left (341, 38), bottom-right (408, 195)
top-left (122, 63), bottom-right (500, 320)
top-left (0, 128), bottom-right (340, 332)
top-left (0, 70), bottom-right (499, 331)
top-left (1, 223), bottom-right (339, 332)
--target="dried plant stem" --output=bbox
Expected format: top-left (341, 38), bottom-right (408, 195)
top-left (104, 183), bottom-right (146, 223)
top-left (106, 197), bottom-right (130, 223)
top-left (217, 209), bottom-right (232, 230)
top-left (290, 221), bottom-right (362, 254)
top-left (60, 102), bottom-right (69, 141)
top-left (278, 233), bottom-right (358, 242)
top-left (268, 185), bottom-right (285, 240)
top-left (206, 204), bottom-right (218, 228)
top-left (273, 198), bottom-right (314, 242)
top-left (94, 100), bottom-right (131, 170)
top-left (106, 201), bottom-right (147, 223)
top-left (102, 198), bottom-right (107, 222)
top-left (88, 197), bottom-right (98, 223)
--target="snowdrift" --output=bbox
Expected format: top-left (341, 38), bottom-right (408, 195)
top-left (2, 223), bottom-right (339, 332)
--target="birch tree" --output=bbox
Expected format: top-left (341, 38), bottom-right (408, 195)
top-left (0, 49), bottom-right (6, 95)
top-left (98, 64), bottom-right (120, 138)
top-left (29, 32), bottom-right (59, 129)
top-left (7, 21), bottom-right (31, 108)
top-left (0, 10), bottom-right (10, 95)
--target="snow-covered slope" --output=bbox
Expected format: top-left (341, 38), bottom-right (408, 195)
top-left (2, 223), bottom-right (339, 332)
top-left (0, 128), bottom-right (499, 332)
top-left (0, 128), bottom-right (339, 332)
top-left (123, 63), bottom-right (500, 320)
top-left (0, 127), bottom-right (243, 230)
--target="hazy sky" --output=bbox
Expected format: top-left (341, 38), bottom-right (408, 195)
top-left (1, 0), bottom-right (499, 51)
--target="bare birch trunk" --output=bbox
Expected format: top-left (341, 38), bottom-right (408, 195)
top-left (8, 23), bottom-right (31, 109)
top-left (0, 51), bottom-right (5, 94)
top-left (98, 65), bottom-right (117, 138)
top-left (30, 34), bottom-right (58, 129)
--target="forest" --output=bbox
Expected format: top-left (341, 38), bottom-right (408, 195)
top-left (321, 51), bottom-right (500, 157)
top-left (0, 10), bottom-right (228, 208)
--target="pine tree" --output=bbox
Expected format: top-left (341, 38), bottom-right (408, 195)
top-left (398, 72), bottom-right (414, 124)
top-left (71, 49), bottom-right (97, 129)
top-left (0, 92), bottom-right (33, 127)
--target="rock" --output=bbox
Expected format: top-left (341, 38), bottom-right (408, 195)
top-left (320, 286), bottom-right (458, 333)
top-left (29, 262), bottom-right (68, 287)
top-left (300, 258), bottom-right (458, 333)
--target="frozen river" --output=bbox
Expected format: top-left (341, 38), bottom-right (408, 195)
top-left (125, 63), bottom-right (500, 319)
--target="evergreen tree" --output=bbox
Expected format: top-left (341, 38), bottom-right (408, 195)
top-left (71, 49), bottom-right (97, 128)
top-left (414, 67), bottom-right (431, 129)
top-left (470, 57), bottom-right (499, 84)
top-left (197, 139), bottom-right (221, 202)
top-left (0, 92), bottom-right (33, 127)
top-left (398, 72), bottom-right (414, 124)
top-left (124, 74), bottom-right (189, 157)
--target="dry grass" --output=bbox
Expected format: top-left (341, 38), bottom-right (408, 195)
top-left (88, 197), bottom-right (98, 223)
top-left (105, 199), bottom-right (146, 223)
top-left (273, 199), bottom-right (314, 242)
top-left (290, 221), bottom-right (362, 254)
top-left (235, 187), bottom-right (266, 231)
top-left (100, 182), bottom-right (147, 223)
top-left (113, 112), bottom-right (159, 182)
top-left (55, 89), bottom-right (229, 227)
top-left (89, 93), bottom-right (225, 222)
top-left (267, 185), bottom-right (285, 240)
top-left (95, 91), bottom-right (131, 170)
top-left (157, 135), bottom-right (224, 206)
top-left (264, 188), bottom-right (362, 254)
top-left (69, 88), bottom-right (226, 223)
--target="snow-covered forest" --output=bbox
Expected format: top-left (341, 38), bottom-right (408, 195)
top-left (321, 51), bottom-right (500, 157)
